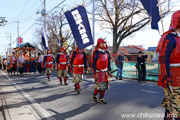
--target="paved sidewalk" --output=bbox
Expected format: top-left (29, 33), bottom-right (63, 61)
top-left (0, 86), bottom-right (6, 120)
top-left (0, 70), bottom-right (41, 120)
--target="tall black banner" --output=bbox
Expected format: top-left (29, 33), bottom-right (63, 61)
top-left (65, 5), bottom-right (93, 49)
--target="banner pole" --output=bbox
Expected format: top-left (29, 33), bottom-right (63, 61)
top-left (83, 0), bottom-right (86, 7)
top-left (158, 0), bottom-right (165, 33)
top-left (92, 0), bottom-right (95, 52)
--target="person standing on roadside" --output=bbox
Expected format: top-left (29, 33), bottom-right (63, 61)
top-left (10, 52), bottom-right (17, 76)
top-left (137, 51), bottom-right (147, 82)
top-left (116, 51), bottom-right (125, 80)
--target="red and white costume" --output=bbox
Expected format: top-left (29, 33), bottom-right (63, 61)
top-left (56, 47), bottom-right (69, 85)
top-left (156, 10), bottom-right (180, 120)
top-left (43, 49), bottom-right (55, 81)
top-left (70, 47), bottom-right (89, 94)
top-left (91, 38), bottom-right (111, 104)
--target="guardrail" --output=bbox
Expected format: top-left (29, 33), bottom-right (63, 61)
top-left (111, 62), bottom-right (159, 81)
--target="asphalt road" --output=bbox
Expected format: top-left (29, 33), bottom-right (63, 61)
top-left (6, 72), bottom-right (165, 120)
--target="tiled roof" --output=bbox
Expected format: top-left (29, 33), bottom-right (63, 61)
top-left (107, 46), bottom-right (140, 54)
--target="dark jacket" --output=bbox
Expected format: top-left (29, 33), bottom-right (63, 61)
top-left (137, 55), bottom-right (147, 70)
top-left (116, 55), bottom-right (124, 68)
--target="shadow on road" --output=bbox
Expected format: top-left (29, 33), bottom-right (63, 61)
top-left (48, 103), bottom-right (96, 120)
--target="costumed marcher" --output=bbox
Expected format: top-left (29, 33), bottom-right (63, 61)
top-left (70, 46), bottom-right (89, 94)
top-left (10, 52), bottom-right (17, 76)
top-left (116, 51), bottom-right (125, 80)
top-left (156, 10), bottom-right (180, 120)
top-left (17, 51), bottom-right (25, 75)
top-left (43, 49), bottom-right (55, 81)
top-left (2, 58), bottom-right (6, 70)
top-left (136, 51), bottom-right (147, 82)
top-left (56, 47), bottom-right (69, 85)
top-left (6, 56), bottom-right (10, 74)
top-left (36, 53), bottom-right (44, 75)
top-left (91, 38), bottom-right (111, 104)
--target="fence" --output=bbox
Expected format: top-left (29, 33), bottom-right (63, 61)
top-left (111, 62), bottom-right (159, 81)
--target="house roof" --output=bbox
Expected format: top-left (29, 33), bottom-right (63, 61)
top-left (123, 46), bottom-right (140, 54)
top-left (147, 47), bottom-right (157, 51)
top-left (107, 46), bottom-right (140, 54)
top-left (14, 42), bottom-right (35, 49)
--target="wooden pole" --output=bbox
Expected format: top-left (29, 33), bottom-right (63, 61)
top-left (83, 0), bottom-right (86, 7)
top-left (92, 0), bottom-right (95, 52)
top-left (158, 0), bottom-right (165, 33)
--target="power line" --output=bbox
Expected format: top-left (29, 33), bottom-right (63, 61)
top-left (5, 0), bottom-right (65, 27)
top-left (21, 23), bottom-right (36, 36)
top-left (8, 0), bottom-right (43, 23)
top-left (10, 22), bottom-right (37, 45)
top-left (17, 3), bottom-right (43, 21)
top-left (16, 0), bottom-right (29, 18)
top-left (4, 0), bottom-right (67, 46)
top-left (4, 3), bottom-right (43, 27)
top-left (47, 0), bottom-right (66, 14)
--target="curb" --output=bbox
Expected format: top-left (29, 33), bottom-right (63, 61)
top-left (0, 70), bottom-right (57, 120)
top-left (0, 86), bottom-right (10, 120)
top-left (0, 70), bottom-right (42, 120)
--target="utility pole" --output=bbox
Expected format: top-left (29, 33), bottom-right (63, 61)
top-left (17, 21), bottom-right (20, 47)
top-left (44, 0), bottom-right (46, 29)
top-left (10, 33), bottom-right (12, 54)
top-left (6, 33), bottom-right (12, 54)
top-left (6, 35), bottom-right (9, 54)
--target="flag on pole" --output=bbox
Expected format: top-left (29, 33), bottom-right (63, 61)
top-left (16, 37), bottom-right (23, 47)
top-left (140, 0), bottom-right (161, 31)
top-left (65, 5), bottom-right (93, 49)
top-left (41, 28), bottom-right (49, 49)
top-left (57, 36), bottom-right (61, 47)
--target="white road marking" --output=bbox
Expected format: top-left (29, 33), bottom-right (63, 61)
top-left (1, 70), bottom-right (56, 120)
top-left (140, 89), bottom-right (158, 94)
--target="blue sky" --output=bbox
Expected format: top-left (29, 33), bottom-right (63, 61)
top-left (0, 0), bottom-right (180, 56)
top-left (0, 0), bottom-right (90, 55)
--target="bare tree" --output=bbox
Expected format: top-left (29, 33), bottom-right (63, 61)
top-left (95, 0), bottom-right (174, 53)
top-left (34, 6), bottom-right (72, 55)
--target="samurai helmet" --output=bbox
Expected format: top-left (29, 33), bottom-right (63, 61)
top-left (96, 38), bottom-right (108, 49)
top-left (47, 49), bottom-right (52, 54)
top-left (169, 10), bottom-right (180, 30)
top-left (75, 46), bottom-right (84, 52)
top-left (59, 47), bottom-right (66, 53)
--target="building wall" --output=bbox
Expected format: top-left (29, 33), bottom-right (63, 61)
top-left (125, 54), bottom-right (138, 62)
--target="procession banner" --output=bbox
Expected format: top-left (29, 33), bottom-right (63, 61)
top-left (65, 5), bottom-right (93, 49)
top-left (41, 28), bottom-right (49, 49)
top-left (140, 0), bottom-right (161, 31)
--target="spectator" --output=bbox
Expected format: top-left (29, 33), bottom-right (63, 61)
top-left (10, 52), bottom-right (17, 76)
top-left (137, 51), bottom-right (147, 82)
top-left (116, 51), bottom-right (125, 80)
top-left (6, 56), bottom-right (11, 74)
top-left (36, 53), bottom-right (44, 75)
top-left (17, 51), bottom-right (25, 75)
top-left (2, 58), bottom-right (6, 70)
